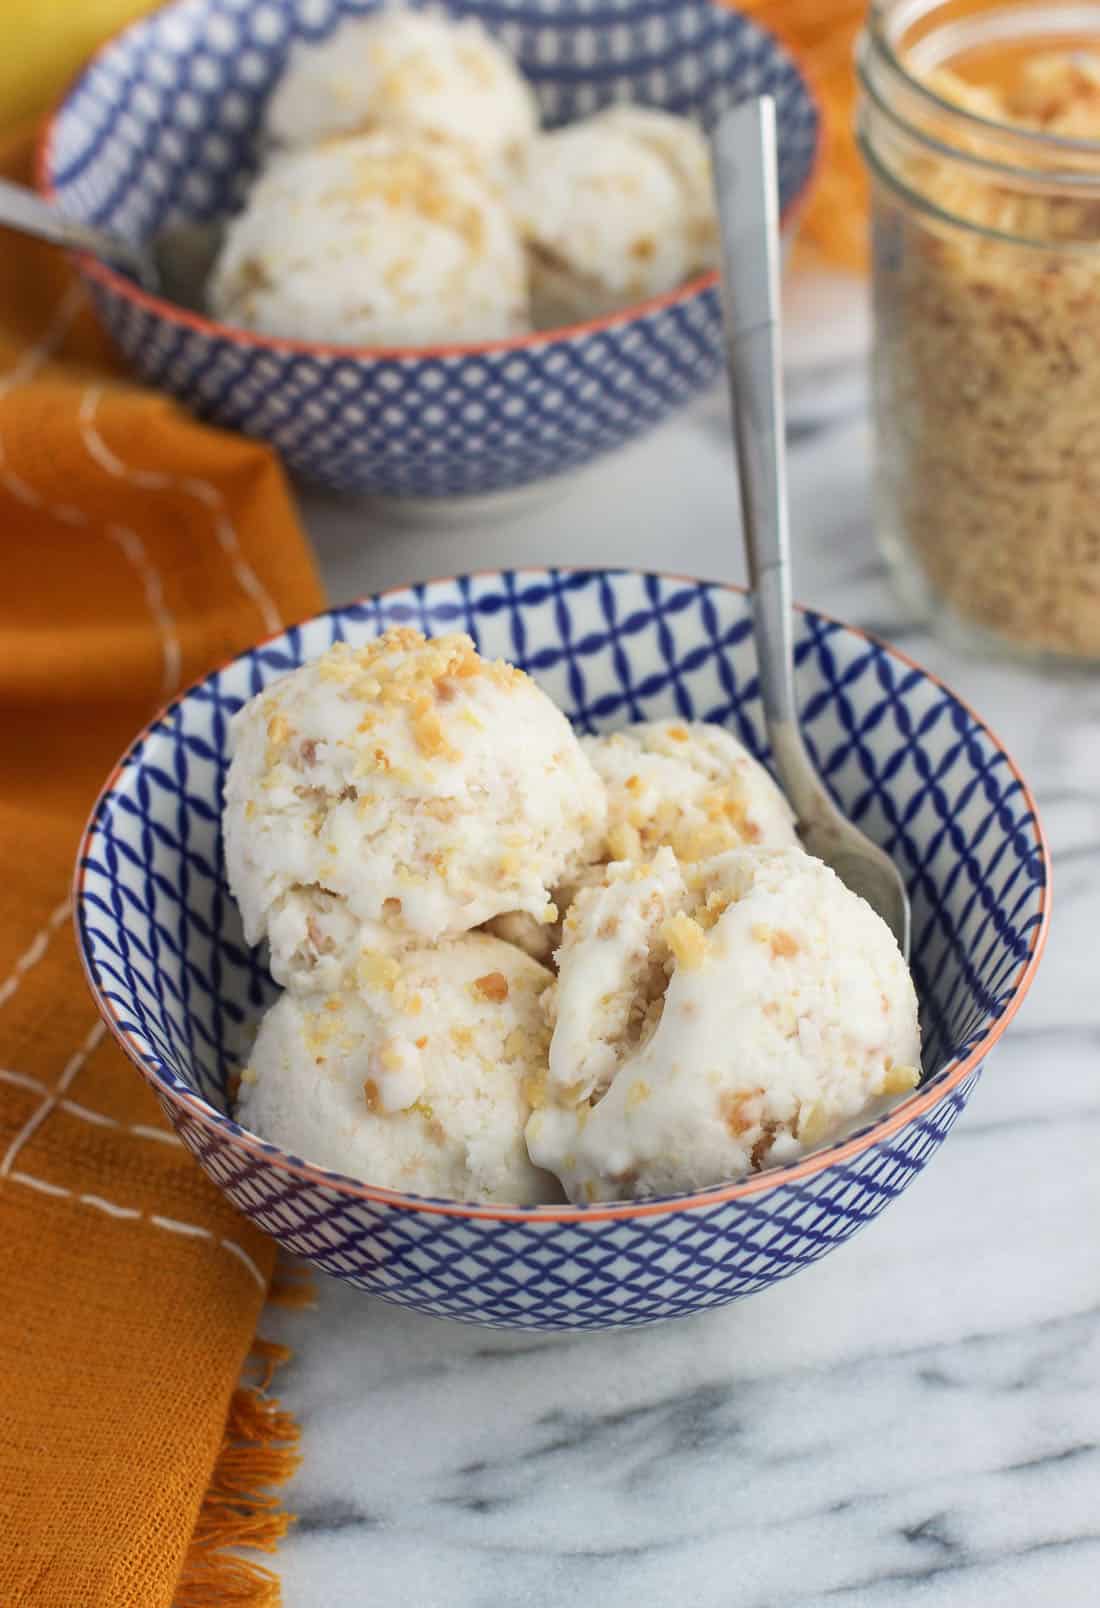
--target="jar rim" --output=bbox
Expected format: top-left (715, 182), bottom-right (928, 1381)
top-left (866, 0), bottom-right (1100, 161)
top-left (856, 111), bottom-right (1100, 255)
top-left (857, 31), bottom-right (1100, 201)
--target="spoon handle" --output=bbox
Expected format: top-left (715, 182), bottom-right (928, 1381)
top-left (0, 177), bottom-right (150, 283)
top-left (712, 95), bottom-right (833, 829)
top-left (711, 96), bottom-right (797, 733)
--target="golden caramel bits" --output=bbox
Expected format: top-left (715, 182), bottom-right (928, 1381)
top-left (321, 629), bottom-right (530, 761)
top-left (473, 971), bottom-right (510, 1003)
top-left (721, 1088), bottom-right (764, 1138)
top-left (661, 912), bottom-right (708, 971)
top-left (751, 924), bottom-right (800, 960)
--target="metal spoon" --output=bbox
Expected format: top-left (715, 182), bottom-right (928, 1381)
top-left (710, 96), bottom-right (911, 959)
top-left (0, 177), bottom-right (222, 311)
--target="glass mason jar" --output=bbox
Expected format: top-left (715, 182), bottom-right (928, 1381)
top-left (858, 1), bottom-right (1100, 662)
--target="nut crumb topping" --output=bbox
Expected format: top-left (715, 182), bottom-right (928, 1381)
top-left (720, 1088), bottom-right (763, 1138)
top-left (358, 951), bottom-right (402, 991)
top-left (751, 924), bottom-right (800, 959)
top-left (501, 1027), bottom-right (530, 1065)
top-left (879, 1062), bottom-right (919, 1096)
top-left (379, 1039), bottom-right (406, 1072)
top-left (796, 1101), bottom-right (829, 1146)
top-left (878, 53), bottom-right (1100, 657)
top-left (412, 705), bottom-right (458, 761)
top-left (473, 971), bottom-right (509, 1003)
top-left (607, 821), bottom-right (643, 861)
top-left (521, 1066), bottom-right (547, 1109)
top-left (662, 912), bottom-right (708, 971)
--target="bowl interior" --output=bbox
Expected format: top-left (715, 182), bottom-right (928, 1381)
top-left (44, 0), bottom-right (820, 244)
top-left (77, 571), bottom-right (1047, 1201)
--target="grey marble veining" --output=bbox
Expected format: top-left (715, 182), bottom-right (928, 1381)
top-left (266, 274), bottom-right (1100, 1607)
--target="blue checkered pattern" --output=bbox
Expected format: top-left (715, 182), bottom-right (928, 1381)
top-left (76, 572), bottom-right (1048, 1330)
top-left (43, 0), bottom-right (819, 498)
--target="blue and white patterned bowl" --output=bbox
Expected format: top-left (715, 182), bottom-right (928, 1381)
top-left (75, 570), bottom-right (1050, 1330)
top-left (38, 0), bottom-right (820, 501)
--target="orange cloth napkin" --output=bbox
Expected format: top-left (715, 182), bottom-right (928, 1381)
top-left (0, 122), bottom-right (323, 1607)
top-left (743, 0), bottom-right (867, 271)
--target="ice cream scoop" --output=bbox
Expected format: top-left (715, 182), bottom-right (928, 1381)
top-left (208, 132), bottom-right (530, 346)
top-left (236, 933), bottom-right (561, 1203)
top-left (223, 628), bottom-right (606, 990)
top-left (583, 718), bottom-right (799, 864)
top-left (265, 9), bottom-right (539, 169)
top-left (483, 718), bottom-right (796, 964)
top-left (594, 105), bottom-right (718, 267)
top-left (528, 847), bottom-right (920, 1202)
top-left (513, 105), bottom-right (717, 327)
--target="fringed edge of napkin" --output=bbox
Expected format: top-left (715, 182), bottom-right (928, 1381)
top-left (176, 1267), bottom-right (318, 1608)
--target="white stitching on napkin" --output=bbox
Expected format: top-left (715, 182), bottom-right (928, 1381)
top-left (9, 1168), bottom-right (266, 1288)
top-left (0, 1045), bottom-right (264, 1291)
top-left (218, 1238), bottom-right (267, 1287)
top-left (105, 522), bottom-right (183, 694)
top-left (79, 384), bottom-right (283, 637)
top-left (0, 897), bottom-right (73, 1009)
top-left (0, 1068), bottom-right (185, 1146)
top-left (0, 291), bottom-right (182, 695)
top-left (0, 299), bottom-right (268, 1297)
top-left (0, 1019), bottom-right (106, 1176)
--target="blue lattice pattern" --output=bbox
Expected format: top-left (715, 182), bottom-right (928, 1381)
top-left (76, 573), bottom-right (1049, 1330)
top-left (41, 0), bottom-right (819, 497)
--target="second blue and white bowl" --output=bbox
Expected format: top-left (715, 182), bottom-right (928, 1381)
top-left (39, 0), bottom-right (821, 500)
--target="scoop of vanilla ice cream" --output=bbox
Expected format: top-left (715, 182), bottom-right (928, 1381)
top-left (236, 934), bottom-right (561, 1203)
top-left (583, 719), bottom-right (799, 864)
top-left (207, 133), bottom-right (529, 345)
top-left (223, 628), bottom-right (606, 990)
top-left (265, 10), bottom-right (539, 168)
top-left (527, 848), bottom-right (921, 1203)
top-left (594, 106), bottom-right (717, 269)
top-left (513, 106), bottom-right (716, 327)
top-left (481, 718), bottom-right (793, 963)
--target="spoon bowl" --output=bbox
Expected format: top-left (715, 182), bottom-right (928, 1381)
top-left (0, 179), bottom-right (222, 312)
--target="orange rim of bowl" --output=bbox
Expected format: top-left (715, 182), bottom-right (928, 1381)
top-left (73, 568), bottom-right (1052, 1224)
top-left (34, 0), bottom-right (824, 364)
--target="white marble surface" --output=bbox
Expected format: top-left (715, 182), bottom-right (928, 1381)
top-left (266, 276), bottom-right (1100, 1607)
